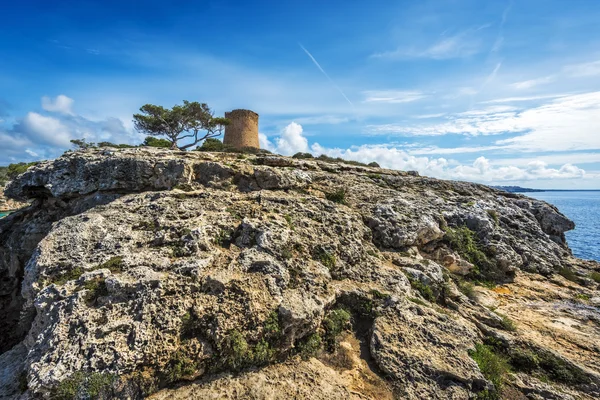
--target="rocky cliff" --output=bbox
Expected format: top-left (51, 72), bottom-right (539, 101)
top-left (0, 148), bottom-right (599, 399)
top-left (0, 187), bottom-right (26, 213)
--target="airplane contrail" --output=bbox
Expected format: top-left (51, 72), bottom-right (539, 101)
top-left (299, 43), bottom-right (355, 110)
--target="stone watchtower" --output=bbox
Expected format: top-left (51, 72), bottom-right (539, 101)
top-left (223, 109), bottom-right (260, 149)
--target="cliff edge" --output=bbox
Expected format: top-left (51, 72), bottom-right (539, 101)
top-left (0, 148), bottom-right (599, 399)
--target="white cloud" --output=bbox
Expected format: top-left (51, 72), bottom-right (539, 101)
top-left (510, 76), bottom-right (555, 89)
top-left (362, 90), bottom-right (427, 104)
top-left (25, 149), bottom-right (39, 157)
top-left (366, 92), bottom-right (600, 153)
top-left (275, 122), bottom-right (309, 155)
top-left (309, 144), bottom-right (587, 183)
top-left (564, 60), bottom-right (600, 77)
top-left (261, 123), bottom-right (310, 156)
top-left (20, 112), bottom-right (72, 147)
top-left (41, 95), bottom-right (75, 115)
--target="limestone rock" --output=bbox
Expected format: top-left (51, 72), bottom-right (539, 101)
top-left (0, 148), bottom-right (598, 400)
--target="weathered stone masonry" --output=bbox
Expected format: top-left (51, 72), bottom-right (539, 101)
top-left (223, 109), bottom-right (260, 149)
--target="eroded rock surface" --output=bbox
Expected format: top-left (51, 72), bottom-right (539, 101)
top-left (0, 148), bottom-right (598, 399)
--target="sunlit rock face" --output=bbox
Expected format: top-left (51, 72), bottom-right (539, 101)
top-left (0, 148), bottom-right (598, 400)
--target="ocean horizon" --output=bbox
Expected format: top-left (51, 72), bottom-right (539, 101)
top-left (525, 190), bottom-right (600, 262)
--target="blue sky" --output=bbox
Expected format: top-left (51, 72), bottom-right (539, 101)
top-left (1, 0), bottom-right (600, 189)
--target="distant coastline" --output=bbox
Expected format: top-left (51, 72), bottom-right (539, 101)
top-left (493, 186), bottom-right (600, 193)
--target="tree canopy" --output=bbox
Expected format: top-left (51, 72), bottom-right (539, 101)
top-left (133, 101), bottom-right (229, 150)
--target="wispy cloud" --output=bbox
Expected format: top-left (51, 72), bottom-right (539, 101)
top-left (564, 60), bottom-right (600, 77)
top-left (298, 44), bottom-right (355, 110)
top-left (491, 2), bottom-right (512, 54)
top-left (481, 94), bottom-right (568, 103)
top-left (362, 90), bottom-right (427, 104)
top-left (371, 25), bottom-right (490, 60)
top-left (366, 92), bottom-right (600, 154)
top-left (510, 75), bottom-right (555, 89)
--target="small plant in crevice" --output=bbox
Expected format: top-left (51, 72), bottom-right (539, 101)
top-left (97, 256), bottom-right (124, 273)
top-left (314, 247), bottom-right (336, 270)
top-left (557, 267), bottom-right (581, 284)
top-left (590, 271), bottom-right (600, 283)
top-left (284, 214), bottom-right (295, 230)
top-left (296, 332), bottom-right (322, 360)
top-left (52, 371), bottom-right (116, 400)
top-left (405, 275), bottom-right (435, 302)
top-left (444, 225), bottom-right (500, 282)
top-left (325, 188), bottom-right (347, 204)
top-left (486, 209), bottom-right (499, 225)
top-left (469, 343), bottom-right (510, 400)
top-left (322, 308), bottom-right (351, 351)
top-left (495, 312), bottom-right (517, 332)
top-left (213, 228), bottom-right (233, 248)
top-left (49, 266), bottom-right (85, 286)
top-left (163, 349), bottom-right (198, 383)
top-left (82, 278), bottom-right (108, 306)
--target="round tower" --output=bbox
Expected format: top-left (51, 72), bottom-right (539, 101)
top-left (223, 109), bottom-right (260, 149)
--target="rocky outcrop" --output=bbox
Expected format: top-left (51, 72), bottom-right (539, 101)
top-left (0, 187), bottom-right (26, 212)
top-left (0, 148), bottom-right (598, 399)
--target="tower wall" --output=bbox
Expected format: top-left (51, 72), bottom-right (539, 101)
top-left (223, 109), bottom-right (260, 149)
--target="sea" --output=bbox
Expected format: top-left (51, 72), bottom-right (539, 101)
top-left (0, 211), bottom-right (9, 219)
top-left (526, 191), bottom-right (600, 262)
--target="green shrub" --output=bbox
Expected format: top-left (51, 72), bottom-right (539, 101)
top-left (509, 350), bottom-right (539, 373)
top-left (537, 351), bottom-right (590, 385)
top-left (143, 136), bottom-right (172, 148)
top-left (213, 229), bottom-right (233, 248)
top-left (574, 293), bottom-right (590, 301)
top-left (98, 256), bottom-right (124, 273)
top-left (408, 297), bottom-right (428, 306)
top-left (486, 209), bottom-right (499, 225)
top-left (253, 339), bottom-right (275, 365)
top-left (325, 188), bottom-right (347, 204)
top-left (220, 330), bottom-right (252, 371)
top-left (97, 142), bottom-right (136, 148)
top-left (297, 333), bottom-right (322, 360)
top-left (589, 271), bottom-right (600, 283)
top-left (292, 152), bottom-right (314, 159)
top-left (165, 350), bottom-right (197, 383)
top-left (557, 267), bottom-right (580, 283)
top-left (458, 280), bottom-right (476, 300)
top-left (50, 266), bottom-right (85, 286)
top-left (263, 311), bottom-right (281, 340)
top-left (196, 138), bottom-right (227, 152)
top-left (315, 248), bottom-right (336, 269)
top-left (407, 276), bottom-right (435, 302)
top-left (368, 161), bottom-right (380, 168)
top-left (323, 309), bottom-right (351, 350)
top-left (444, 226), bottom-right (498, 281)
top-left (83, 279), bottom-right (108, 305)
top-left (52, 372), bottom-right (115, 400)
top-left (496, 313), bottom-right (517, 332)
top-left (469, 343), bottom-right (510, 399)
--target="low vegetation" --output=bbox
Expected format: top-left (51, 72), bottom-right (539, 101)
top-left (557, 267), bottom-right (580, 283)
top-left (52, 372), bottom-right (115, 400)
top-left (444, 226), bottom-right (500, 282)
top-left (314, 247), bottom-right (336, 269)
top-left (0, 162), bottom-right (39, 186)
top-left (82, 278), bottom-right (108, 306)
top-left (469, 343), bottom-right (510, 400)
top-left (406, 275), bottom-right (435, 302)
top-left (325, 188), bottom-right (347, 204)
